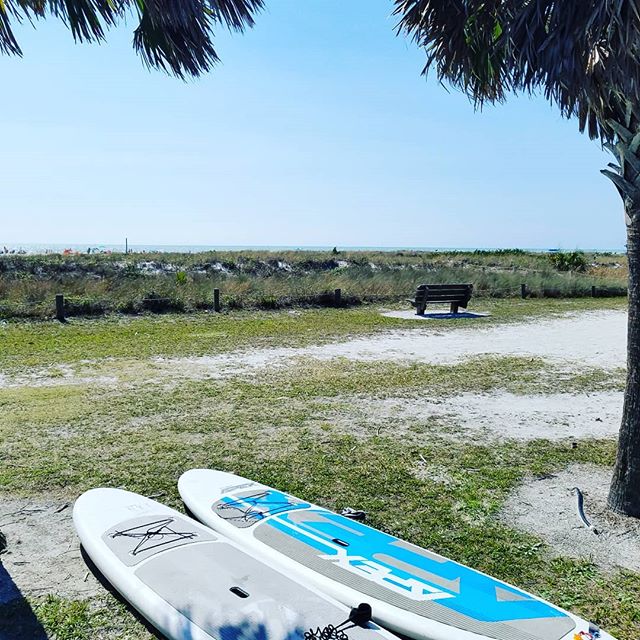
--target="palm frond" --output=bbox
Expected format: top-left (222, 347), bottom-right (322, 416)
top-left (0, 0), bottom-right (263, 76)
top-left (394, 0), bottom-right (640, 142)
top-left (133, 0), bottom-right (218, 78)
top-left (208, 0), bottom-right (263, 31)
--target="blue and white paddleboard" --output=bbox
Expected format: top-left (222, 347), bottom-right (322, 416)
top-left (74, 488), bottom-right (398, 640)
top-left (179, 469), bottom-right (615, 640)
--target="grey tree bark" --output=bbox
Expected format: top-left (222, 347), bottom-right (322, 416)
top-left (608, 211), bottom-right (640, 516)
top-left (603, 117), bottom-right (640, 517)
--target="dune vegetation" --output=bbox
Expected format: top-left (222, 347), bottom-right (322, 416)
top-left (0, 249), bottom-right (628, 320)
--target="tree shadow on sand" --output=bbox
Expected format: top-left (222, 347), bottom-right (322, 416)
top-left (0, 561), bottom-right (48, 640)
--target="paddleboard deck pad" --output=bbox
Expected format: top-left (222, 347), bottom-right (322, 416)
top-left (179, 470), bottom-right (616, 640)
top-left (73, 488), bottom-right (397, 640)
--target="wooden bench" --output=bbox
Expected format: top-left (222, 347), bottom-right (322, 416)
top-left (408, 283), bottom-right (473, 315)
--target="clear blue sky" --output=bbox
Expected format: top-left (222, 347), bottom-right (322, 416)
top-left (0, 0), bottom-right (625, 250)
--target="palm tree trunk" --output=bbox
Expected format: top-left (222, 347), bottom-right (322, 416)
top-left (608, 184), bottom-right (640, 517)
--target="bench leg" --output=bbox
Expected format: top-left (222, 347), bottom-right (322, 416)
top-left (450, 302), bottom-right (459, 314)
top-left (417, 304), bottom-right (425, 315)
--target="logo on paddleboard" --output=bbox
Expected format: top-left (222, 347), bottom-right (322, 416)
top-left (319, 550), bottom-right (455, 602)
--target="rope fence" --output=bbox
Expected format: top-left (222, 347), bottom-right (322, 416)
top-left (41, 283), bottom-right (627, 322)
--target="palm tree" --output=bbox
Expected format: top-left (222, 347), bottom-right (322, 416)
top-left (0, 1), bottom-right (263, 78)
top-left (394, 0), bottom-right (640, 518)
top-left (3, 0), bottom-right (639, 516)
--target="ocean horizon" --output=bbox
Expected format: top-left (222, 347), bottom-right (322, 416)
top-left (0, 242), bottom-right (627, 255)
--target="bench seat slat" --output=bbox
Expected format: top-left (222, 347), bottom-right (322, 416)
top-left (415, 292), bottom-right (471, 297)
top-left (410, 283), bottom-right (473, 314)
top-left (415, 292), bottom-right (471, 298)
top-left (415, 293), bottom-right (471, 300)
top-left (419, 286), bottom-right (472, 292)
top-left (418, 282), bottom-right (473, 289)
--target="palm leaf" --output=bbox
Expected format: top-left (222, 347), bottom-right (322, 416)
top-left (0, 0), bottom-right (264, 76)
top-left (394, 0), bottom-right (640, 143)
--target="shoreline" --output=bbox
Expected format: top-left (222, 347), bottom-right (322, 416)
top-left (0, 244), bottom-right (627, 256)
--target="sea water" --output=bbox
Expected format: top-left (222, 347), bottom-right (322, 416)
top-left (0, 243), bottom-right (626, 255)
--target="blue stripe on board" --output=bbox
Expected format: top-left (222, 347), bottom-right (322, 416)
top-left (267, 509), bottom-right (567, 624)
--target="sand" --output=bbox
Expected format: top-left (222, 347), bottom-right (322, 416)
top-left (500, 464), bottom-right (640, 573)
top-left (162, 310), bottom-right (626, 380)
top-left (0, 310), bottom-right (626, 389)
top-left (339, 391), bottom-right (623, 441)
top-left (0, 498), bottom-right (102, 603)
top-left (0, 308), bottom-right (634, 610)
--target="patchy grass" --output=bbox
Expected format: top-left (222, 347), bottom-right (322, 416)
top-left (33, 597), bottom-right (93, 640)
top-left (31, 595), bottom-right (157, 640)
top-left (0, 297), bottom-right (627, 371)
top-left (0, 300), bottom-right (636, 639)
top-left (0, 355), bottom-right (625, 493)
top-left (5, 434), bottom-right (635, 638)
top-left (239, 357), bottom-right (625, 398)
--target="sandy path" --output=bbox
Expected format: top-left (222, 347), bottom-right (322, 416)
top-left (161, 309), bottom-right (627, 379)
top-left (0, 309), bottom-right (633, 609)
top-left (0, 310), bottom-right (627, 390)
top-left (344, 391), bottom-right (623, 441)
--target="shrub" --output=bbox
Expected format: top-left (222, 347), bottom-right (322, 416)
top-left (64, 296), bottom-right (109, 317)
top-left (258, 295), bottom-right (280, 309)
top-left (121, 263), bottom-right (140, 279)
top-left (548, 251), bottom-right (588, 272)
top-left (224, 295), bottom-right (244, 310)
top-left (0, 249), bottom-right (627, 319)
top-left (140, 291), bottom-right (185, 313)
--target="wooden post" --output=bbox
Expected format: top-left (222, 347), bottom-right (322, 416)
top-left (213, 288), bottom-right (221, 312)
top-left (125, 237), bottom-right (128, 254)
top-left (521, 284), bottom-right (527, 299)
top-left (334, 288), bottom-right (342, 307)
top-left (592, 285), bottom-right (597, 298)
top-left (55, 294), bottom-right (65, 322)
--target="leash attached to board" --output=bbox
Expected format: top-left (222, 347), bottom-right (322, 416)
top-left (305, 603), bottom-right (372, 640)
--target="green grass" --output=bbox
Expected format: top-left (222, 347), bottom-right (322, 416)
top-left (32, 595), bottom-right (155, 640)
top-left (33, 597), bottom-right (93, 640)
top-left (9, 435), bottom-right (637, 638)
top-left (237, 356), bottom-right (625, 398)
top-left (0, 299), bottom-right (636, 639)
top-left (0, 297), bottom-right (627, 370)
top-left (0, 354), bottom-right (626, 494)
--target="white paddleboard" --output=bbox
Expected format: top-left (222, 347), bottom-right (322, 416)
top-left (179, 469), bottom-right (616, 640)
top-left (73, 488), bottom-right (399, 640)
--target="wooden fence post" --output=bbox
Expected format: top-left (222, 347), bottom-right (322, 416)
top-left (592, 285), bottom-right (597, 298)
top-left (334, 288), bottom-right (342, 307)
top-left (55, 294), bottom-right (65, 322)
top-left (213, 288), bottom-right (221, 312)
top-left (520, 284), bottom-right (527, 299)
